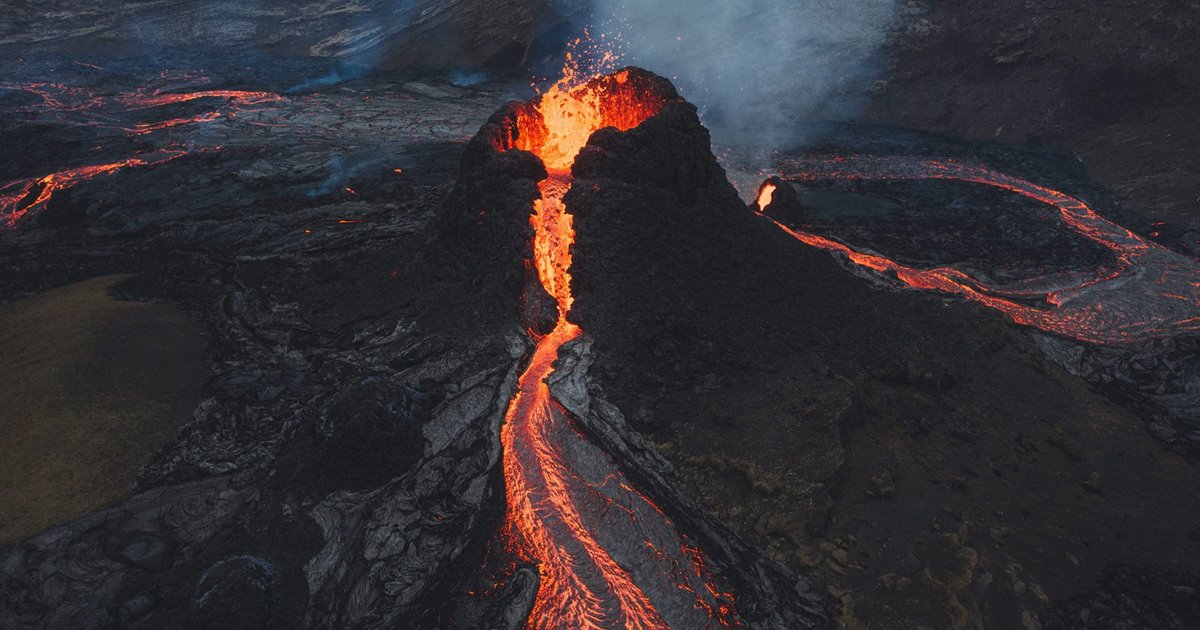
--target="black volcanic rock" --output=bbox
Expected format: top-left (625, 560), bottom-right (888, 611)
top-left (756, 176), bottom-right (807, 223)
top-left (870, 0), bottom-right (1200, 230)
top-left (432, 101), bottom-right (548, 332)
top-left (573, 100), bottom-right (739, 205)
top-left (0, 77), bottom-right (530, 627)
top-left (564, 68), bottom-right (1200, 630)
top-left (0, 0), bottom-right (589, 72)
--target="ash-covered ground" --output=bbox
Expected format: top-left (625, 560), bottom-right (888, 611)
top-left (2, 2), bottom-right (1200, 629)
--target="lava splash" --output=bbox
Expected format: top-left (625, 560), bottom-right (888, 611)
top-left (498, 59), bottom-right (736, 628)
top-left (761, 155), bottom-right (1200, 346)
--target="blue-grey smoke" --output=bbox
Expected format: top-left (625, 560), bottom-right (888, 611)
top-left (308, 154), bottom-right (387, 198)
top-left (591, 0), bottom-right (899, 152)
top-left (286, 64), bottom-right (372, 94)
top-left (449, 69), bottom-right (489, 87)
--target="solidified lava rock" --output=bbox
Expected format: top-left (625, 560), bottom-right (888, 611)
top-left (1041, 564), bottom-right (1200, 629)
top-left (0, 96), bottom-right (536, 628)
top-left (271, 378), bottom-right (435, 494)
top-left (755, 176), bottom-right (807, 222)
top-left (571, 100), bottom-right (735, 205)
top-left (433, 101), bottom-right (548, 330)
top-left (0, 0), bottom-right (589, 73)
top-left (566, 85), bottom-right (790, 383)
top-left (561, 67), bottom-right (1200, 629)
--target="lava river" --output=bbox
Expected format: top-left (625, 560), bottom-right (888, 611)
top-left (0, 72), bottom-right (283, 226)
top-left (759, 155), bottom-right (1200, 347)
top-left (0, 150), bottom-right (191, 227)
top-left (498, 60), bottom-right (736, 628)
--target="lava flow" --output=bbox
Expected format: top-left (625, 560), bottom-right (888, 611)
top-left (498, 55), bottom-right (736, 629)
top-left (1, 150), bottom-right (189, 226)
top-left (760, 155), bottom-right (1200, 346)
top-left (1, 78), bottom-right (283, 136)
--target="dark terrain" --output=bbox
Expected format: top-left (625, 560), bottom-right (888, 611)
top-left (869, 0), bottom-right (1200, 236)
top-left (565, 90), bottom-right (1200, 629)
top-left (1, 1), bottom-right (1199, 629)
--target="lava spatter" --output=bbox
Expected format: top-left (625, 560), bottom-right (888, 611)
top-left (498, 51), bottom-right (737, 628)
top-left (762, 155), bottom-right (1200, 346)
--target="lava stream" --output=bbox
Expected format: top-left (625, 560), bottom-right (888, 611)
top-left (761, 155), bottom-right (1200, 346)
top-left (118, 89), bottom-right (281, 110)
top-left (1, 150), bottom-right (189, 226)
top-left (499, 56), bottom-right (735, 628)
top-left (1, 78), bottom-right (283, 137)
top-left (0, 72), bottom-right (282, 227)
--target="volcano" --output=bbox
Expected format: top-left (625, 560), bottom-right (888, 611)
top-left (3, 9), bottom-right (1200, 630)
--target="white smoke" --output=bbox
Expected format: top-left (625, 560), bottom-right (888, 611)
top-left (591, 0), bottom-right (898, 153)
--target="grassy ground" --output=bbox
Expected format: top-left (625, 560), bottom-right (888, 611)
top-left (0, 275), bottom-right (206, 544)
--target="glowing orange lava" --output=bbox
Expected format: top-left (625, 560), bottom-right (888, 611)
top-left (120, 89), bottom-right (282, 110)
top-left (498, 51), bottom-right (735, 628)
top-left (0, 75), bottom-right (283, 227)
top-left (1, 150), bottom-right (189, 227)
top-left (755, 182), bottom-right (776, 211)
top-left (766, 155), bottom-right (1200, 346)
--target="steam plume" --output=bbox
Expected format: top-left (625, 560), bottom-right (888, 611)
top-left (590, 0), bottom-right (898, 152)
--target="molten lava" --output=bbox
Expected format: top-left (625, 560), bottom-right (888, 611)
top-left (755, 182), bottom-right (776, 211)
top-left (1, 77), bottom-right (284, 141)
top-left (763, 155), bottom-right (1200, 346)
top-left (1, 151), bottom-right (188, 226)
top-left (498, 54), bottom-right (736, 628)
top-left (119, 89), bottom-right (281, 110)
top-left (515, 60), bottom-right (667, 171)
top-left (0, 73), bottom-right (284, 227)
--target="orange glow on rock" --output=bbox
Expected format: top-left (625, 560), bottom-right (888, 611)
top-left (755, 181), bottom-right (776, 211)
top-left (1, 151), bottom-right (189, 227)
top-left (121, 89), bottom-right (281, 110)
top-left (769, 155), bottom-right (1200, 346)
top-left (514, 48), bottom-right (668, 171)
top-left (497, 51), bottom-right (736, 628)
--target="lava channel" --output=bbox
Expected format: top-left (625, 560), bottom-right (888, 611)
top-left (498, 56), bottom-right (737, 628)
top-left (759, 155), bottom-right (1200, 346)
top-left (1, 150), bottom-right (190, 227)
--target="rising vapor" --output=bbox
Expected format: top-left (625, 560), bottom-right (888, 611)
top-left (590, 0), bottom-right (899, 150)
